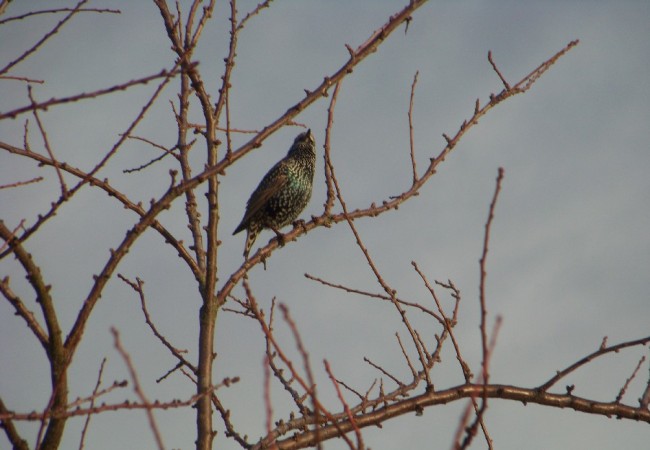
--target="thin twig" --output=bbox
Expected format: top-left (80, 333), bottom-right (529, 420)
top-left (616, 356), bottom-right (646, 404)
top-left (111, 328), bottom-right (166, 450)
top-left (28, 86), bottom-right (68, 196)
top-left (479, 168), bottom-right (504, 381)
top-left (538, 335), bottom-right (650, 391)
top-left (78, 358), bottom-right (107, 450)
top-left (117, 274), bottom-right (195, 373)
top-left (0, 176), bottom-right (43, 189)
top-left (487, 51), bottom-right (510, 91)
top-left (0, 6), bottom-right (119, 26)
top-left (408, 71), bottom-right (419, 184)
top-left (323, 82), bottom-right (342, 214)
top-left (326, 142), bottom-right (433, 388)
top-left (0, 66), bottom-right (185, 120)
top-left (0, 0), bottom-right (90, 76)
top-left (324, 360), bottom-right (364, 450)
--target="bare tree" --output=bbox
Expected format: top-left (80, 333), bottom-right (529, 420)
top-left (1, 1), bottom-right (649, 450)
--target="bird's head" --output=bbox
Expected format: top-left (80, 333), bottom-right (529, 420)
top-left (288, 129), bottom-right (316, 157)
top-left (294, 129), bottom-right (315, 147)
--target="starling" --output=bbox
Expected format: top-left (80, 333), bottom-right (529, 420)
top-left (233, 129), bottom-right (316, 258)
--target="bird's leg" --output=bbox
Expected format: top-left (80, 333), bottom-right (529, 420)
top-left (269, 225), bottom-right (286, 247)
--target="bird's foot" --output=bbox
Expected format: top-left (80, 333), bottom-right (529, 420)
top-left (293, 219), bottom-right (308, 232)
top-left (270, 226), bottom-right (286, 247)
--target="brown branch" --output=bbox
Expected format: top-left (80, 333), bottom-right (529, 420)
top-left (0, 66), bottom-right (184, 120)
top-left (0, 6), bottom-right (120, 26)
top-left (615, 356), bottom-right (646, 404)
top-left (4, 381), bottom-right (648, 429)
top-left (60, 65), bottom-right (180, 361)
top-left (326, 138), bottom-right (433, 389)
top-left (324, 360), bottom-right (364, 450)
top-left (1, 62), bottom-right (182, 257)
top-left (28, 85), bottom-right (68, 196)
top-left (244, 282), bottom-right (353, 450)
top-left (263, 353), bottom-right (278, 450)
top-left (0, 141), bottom-right (199, 279)
top-left (453, 318), bottom-right (501, 450)
top-left (0, 176), bottom-right (43, 189)
top-left (0, 0), bottom-right (89, 76)
top-left (323, 82), bottom-right (342, 214)
top-left (411, 263), bottom-right (470, 380)
top-left (268, 383), bottom-right (650, 450)
top-left (0, 219), bottom-right (64, 359)
top-left (121, 133), bottom-right (181, 173)
top-left (78, 358), bottom-right (107, 450)
top-left (363, 357), bottom-right (404, 388)
top-left (640, 361), bottom-right (650, 409)
top-left (407, 71), bottom-right (419, 185)
top-left (0, 397), bottom-right (29, 450)
top-left (175, 66), bottom-right (206, 273)
top-left (111, 328), bottom-right (165, 450)
top-left (278, 304), bottom-right (323, 444)
top-left (0, 386), bottom-right (213, 422)
top-left (217, 39), bottom-right (579, 305)
top-left (538, 335), bottom-right (650, 391)
top-left (487, 51), bottom-right (510, 91)
top-left (0, 275), bottom-right (48, 348)
top-left (217, 0), bottom-right (429, 177)
top-left (260, 299), bottom-right (310, 416)
top-left (305, 273), bottom-right (444, 324)
top-left (0, 74), bottom-right (44, 83)
top-left (152, 3), bottom-right (220, 449)
top-left (117, 274), bottom-right (195, 373)
top-left (237, 0), bottom-right (273, 31)
top-left (479, 168), bottom-right (504, 380)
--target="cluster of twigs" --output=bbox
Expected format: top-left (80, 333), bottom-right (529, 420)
top-left (1, 1), bottom-right (649, 450)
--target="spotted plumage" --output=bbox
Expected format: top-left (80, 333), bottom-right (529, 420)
top-left (233, 129), bottom-right (316, 258)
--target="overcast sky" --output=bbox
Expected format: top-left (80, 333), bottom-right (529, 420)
top-left (1, 1), bottom-right (649, 449)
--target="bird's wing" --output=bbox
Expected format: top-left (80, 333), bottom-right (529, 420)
top-left (239, 168), bottom-right (289, 227)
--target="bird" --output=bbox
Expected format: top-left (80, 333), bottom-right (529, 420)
top-left (233, 129), bottom-right (316, 258)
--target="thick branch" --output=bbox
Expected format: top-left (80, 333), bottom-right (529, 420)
top-left (264, 383), bottom-right (650, 450)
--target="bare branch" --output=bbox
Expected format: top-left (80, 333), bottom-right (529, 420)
top-left (28, 85), bottom-right (68, 196)
top-left (78, 358), bottom-right (107, 450)
top-left (0, 397), bottom-right (29, 450)
top-left (538, 336), bottom-right (650, 391)
top-left (0, 66), bottom-right (184, 120)
top-left (407, 71), bottom-right (419, 185)
top-left (616, 356), bottom-right (646, 404)
top-left (0, 176), bottom-right (43, 189)
top-left (324, 360), bottom-right (364, 450)
top-left (0, 0), bottom-right (90, 76)
top-left (487, 51), bottom-right (510, 91)
top-left (118, 274), bottom-right (195, 373)
top-left (217, 40), bottom-right (580, 302)
top-left (0, 5), bottom-right (119, 26)
top-left (479, 168), bottom-right (504, 380)
top-left (111, 328), bottom-right (166, 450)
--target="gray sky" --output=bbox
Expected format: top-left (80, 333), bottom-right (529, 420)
top-left (1, 1), bottom-right (649, 449)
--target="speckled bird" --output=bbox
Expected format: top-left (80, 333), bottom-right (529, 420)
top-left (233, 129), bottom-right (316, 258)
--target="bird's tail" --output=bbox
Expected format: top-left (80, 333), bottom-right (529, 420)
top-left (243, 229), bottom-right (258, 258)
